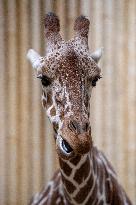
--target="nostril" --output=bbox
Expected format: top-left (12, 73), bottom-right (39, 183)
top-left (69, 120), bottom-right (78, 132)
top-left (62, 139), bottom-right (73, 153)
top-left (68, 120), bottom-right (89, 133)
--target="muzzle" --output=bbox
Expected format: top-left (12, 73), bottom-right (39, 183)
top-left (56, 117), bottom-right (92, 159)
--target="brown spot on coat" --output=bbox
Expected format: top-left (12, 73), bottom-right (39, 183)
top-left (50, 107), bottom-right (56, 116)
top-left (61, 175), bottom-right (76, 194)
top-left (85, 182), bottom-right (98, 205)
top-left (59, 159), bottom-right (72, 176)
top-left (74, 174), bottom-right (95, 203)
top-left (70, 155), bottom-right (81, 165)
top-left (73, 158), bottom-right (90, 184)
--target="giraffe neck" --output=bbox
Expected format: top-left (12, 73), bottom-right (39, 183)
top-left (59, 146), bottom-right (121, 205)
top-left (59, 149), bottom-right (98, 205)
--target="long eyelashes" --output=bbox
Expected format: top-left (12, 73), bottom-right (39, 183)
top-left (37, 74), bottom-right (51, 87)
top-left (37, 74), bottom-right (102, 88)
top-left (91, 75), bottom-right (102, 87)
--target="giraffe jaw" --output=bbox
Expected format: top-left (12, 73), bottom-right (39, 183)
top-left (56, 135), bottom-right (75, 159)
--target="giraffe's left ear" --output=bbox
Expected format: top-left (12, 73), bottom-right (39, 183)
top-left (90, 48), bottom-right (103, 63)
top-left (27, 49), bottom-right (45, 70)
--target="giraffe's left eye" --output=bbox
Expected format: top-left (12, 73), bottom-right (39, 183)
top-left (91, 76), bottom-right (101, 87)
top-left (37, 74), bottom-right (51, 87)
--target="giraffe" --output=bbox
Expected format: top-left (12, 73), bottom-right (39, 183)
top-left (27, 12), bottom-right (132, 205)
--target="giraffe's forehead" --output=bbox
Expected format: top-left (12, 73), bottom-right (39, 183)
top-left (45, 41), bottom-right (100, 81)
top-left (57, 49), bottom-right (84, 80)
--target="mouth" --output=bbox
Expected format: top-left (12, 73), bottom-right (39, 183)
top-left (56, 135), bottom-right (74, 158)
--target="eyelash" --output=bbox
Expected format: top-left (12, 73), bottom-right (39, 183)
top-left (91, 76), bottom-right (102, 87)
top-left (37, 75), bottom-right (101, 87)
top-left (37, 75), bottom-right (51, 87)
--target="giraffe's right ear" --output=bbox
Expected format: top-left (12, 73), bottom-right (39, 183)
top-left (27, 49), bottom-right (45, 70)
top-left (90, 48), bottom-right (103, 63)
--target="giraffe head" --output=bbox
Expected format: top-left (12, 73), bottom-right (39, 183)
top-left (27, 13), bottom-right (103, 159)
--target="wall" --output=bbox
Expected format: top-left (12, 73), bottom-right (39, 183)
top-left (0, 0), bottom-right (135, 204)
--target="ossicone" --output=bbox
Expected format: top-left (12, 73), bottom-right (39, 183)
top-left (44, 12), bottom-right (60, 37)
top-left (74, 15), bottom-right (90, 37)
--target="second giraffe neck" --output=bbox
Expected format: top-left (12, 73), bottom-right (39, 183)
top-left (59, 149), bottom-right (96, 205)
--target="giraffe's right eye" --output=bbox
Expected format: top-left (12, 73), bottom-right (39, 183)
top-left (37, 74), bottom-right (51, 87)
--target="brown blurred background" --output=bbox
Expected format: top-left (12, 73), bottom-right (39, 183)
top-left (0, 0), bottom-right (136, 204)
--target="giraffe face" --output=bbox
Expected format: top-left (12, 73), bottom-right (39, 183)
top-left (40, 46), bottom-right (101, 159)
top-left (27, 13), bottom-right (102, 159)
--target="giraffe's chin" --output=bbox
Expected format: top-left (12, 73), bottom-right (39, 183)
top-left (56, 135), bottom-right (75, 159)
